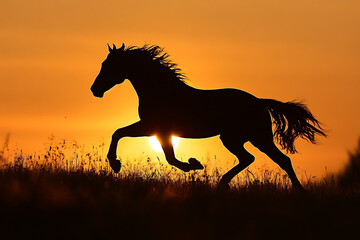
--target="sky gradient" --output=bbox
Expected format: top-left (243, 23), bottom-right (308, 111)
top-left (1, 0), bottom-right (360, 177)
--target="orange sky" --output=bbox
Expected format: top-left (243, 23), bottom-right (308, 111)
top-left (1, 0), bottom-right (360, 178)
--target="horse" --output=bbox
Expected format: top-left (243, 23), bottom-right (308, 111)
top-left (90, 43), bottom-right (326, 190)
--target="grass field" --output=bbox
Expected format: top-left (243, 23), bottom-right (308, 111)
top-left (1, 138), bottom-right (360, 239)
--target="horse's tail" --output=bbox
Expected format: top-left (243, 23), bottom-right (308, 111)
top-left (262, 99), bottom-right (326, 154)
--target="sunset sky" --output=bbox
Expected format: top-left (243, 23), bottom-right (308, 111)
top-left (1, 0), bottom-right (360, 178)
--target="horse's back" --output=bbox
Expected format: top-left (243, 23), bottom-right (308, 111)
top-left (192, 87), bottom-right (261, 115)
top-left (176, 87), bottom-right (269, 133)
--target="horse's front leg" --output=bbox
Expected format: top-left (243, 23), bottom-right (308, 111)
top-left (157, 135), bottom-right (204, 172)
top-left (107, 121), bottom-right (149, 173)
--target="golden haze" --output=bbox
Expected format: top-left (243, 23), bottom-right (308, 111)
top-left (1, 0), bottom-right (360, 177)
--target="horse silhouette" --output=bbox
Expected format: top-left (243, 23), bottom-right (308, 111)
top-left (91, 43), bottom-right (326, 190)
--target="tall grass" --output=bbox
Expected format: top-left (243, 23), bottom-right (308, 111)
top-left (1, 137), bottom-right (360, 239)
top-left (1, 136), bottom-right (298, 189)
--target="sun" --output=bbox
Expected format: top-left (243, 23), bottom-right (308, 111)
top-left (149, 136), bottom-right (179, 152)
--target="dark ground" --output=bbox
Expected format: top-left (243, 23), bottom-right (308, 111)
top-left (1, 166), bottom-right (360, 240)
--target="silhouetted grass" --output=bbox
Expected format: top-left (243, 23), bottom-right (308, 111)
top-left (1, 138), bottom-right (360, 239)
top-left (337, 138), bottom-right (360, 189)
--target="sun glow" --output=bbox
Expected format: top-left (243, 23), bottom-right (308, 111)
top-left (149, 136), bottom-right (179, 152)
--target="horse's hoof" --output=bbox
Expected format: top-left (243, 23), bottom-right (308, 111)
top-left (109, 159), bottom-right (121, 173)
top-left (188, 158), bottom-right (204, 170)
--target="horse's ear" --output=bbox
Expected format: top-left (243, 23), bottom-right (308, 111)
top-left (119, 43), bottom-right (125, 51)
top-left (108, 43), bottom-right (113, 52)
top-left (113, 44), bottom-right (117, 50)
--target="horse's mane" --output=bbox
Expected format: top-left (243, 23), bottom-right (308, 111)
top-left (123, 45), bottom-right (188, 84)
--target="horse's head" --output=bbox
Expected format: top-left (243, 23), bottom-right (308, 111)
top-left (91, 43), bottom-right (128, 98)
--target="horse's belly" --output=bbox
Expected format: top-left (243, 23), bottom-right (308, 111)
top-left (171, 120), bottom-right (220, 138)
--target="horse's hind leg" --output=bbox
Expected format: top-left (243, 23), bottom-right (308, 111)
top-left (219, 134), bottom-right (255, 188)
top-left (252, 139), bottom-right (304, 190)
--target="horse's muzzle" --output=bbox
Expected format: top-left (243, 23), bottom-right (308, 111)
top-left (93, 92), bottom-right (104, 98)
top-left (91, 87), bottom-right (104, 98)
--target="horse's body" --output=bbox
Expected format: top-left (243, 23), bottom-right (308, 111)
top-left (140, 86), bottom-right (260, 138)
top-left (91, 43), bottom-right (326, 189)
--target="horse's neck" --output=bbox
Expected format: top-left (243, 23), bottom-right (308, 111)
top-left (129, 73), bottom-right (188, 100)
